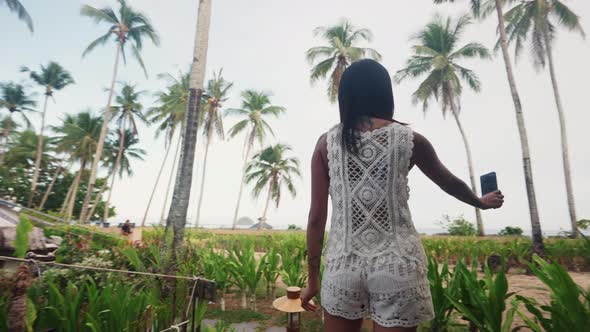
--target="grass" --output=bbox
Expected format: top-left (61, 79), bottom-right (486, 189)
top-left (205, 308), bottom-right (269, 324)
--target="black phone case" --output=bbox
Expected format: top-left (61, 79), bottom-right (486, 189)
top-left (481, 172), bottom-right (498, 195)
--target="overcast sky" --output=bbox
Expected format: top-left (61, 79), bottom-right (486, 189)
top-left (2, 0), bottom-right (589, 233)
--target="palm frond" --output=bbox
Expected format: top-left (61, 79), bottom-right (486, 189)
top-left (2, 0), bottom-right (34, 31)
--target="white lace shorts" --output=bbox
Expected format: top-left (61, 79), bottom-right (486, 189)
top-left (320, 255), bottom-right (435, 328)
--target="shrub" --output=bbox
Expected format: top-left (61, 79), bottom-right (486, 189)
top-left (438, 215), bottom-right (477, 236)
top-left (498, 226), bottom-right (523, 236)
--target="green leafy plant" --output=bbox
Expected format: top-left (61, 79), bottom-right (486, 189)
top-left (517, 255), bottom-right (590, 331)
top-left (261, 247), bottom-right (281, 300)
top-left (15, 215), bottom-right (33, 258)
top-left (279, 247), bottom-right (307, 288)
top-left (426, 257), bottom-right (461, 331)
top-left (227, 244), bottom-right (264, 310)
top-left (446, 260), bottom-right (518, 332)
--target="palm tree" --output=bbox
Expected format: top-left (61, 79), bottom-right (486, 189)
top-left (0, 82), bottom-right (36, 164)
top-left (226, 90), bottom-right (285, 230)
top-left (142, 71), bottom-right (189, 227)
top-left (245, 144), bottom-right (300, 229)
top-left (1, 0), bottom-right (33, 32)
top-left (102, 82), bottom-right (147, 221)
top-left (88, 130), bottom-right (146, 221)
top-left (21, 61), bottom-right (74, 207)
top-left (164, 0), bottom-right (212, 259)
top-left (502, 0), bottom-right (584, 237)
top-left (307, 20), bottom-right (382, 102)
top-left (0, 116), bottom-right (19, 162)
top-left (434, 0), bottom-right (545, 255)
top-left (194, 69), bottom-right (233, 227)
top-left (79, 0), bottom-right (159, 224)
top-left (52, 112), bottom-right (102, 222)
top-left (2, 130), bottom-right (53, 169)
top-left (395, 15), bottom-right (490, 235)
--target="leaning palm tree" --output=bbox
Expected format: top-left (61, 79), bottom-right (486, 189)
top-left (307, 20), bottom-right (382, 102)
top-left (52, 112), bottom-right (102, 222)
top-left (434, 0), bottom-right (545, 254)
top-left (89, 130), bottom-right (146, 221)
top-left (163, 0), bottom-right (212, 260)
top-left (0, 82), bottom-right (36, 164)
top-left (395, 15), bottom-right (490, 236)
top-left (194, 69), bottom-right (233, 227)
top-left (79, 0), bottom-right (159, 224)
top-left (102, 82), bottom-right (147, 221)
top-left (1, 0), bottom-right (33, 32)
top-left (142, 71), bottom-right (189, 227)
top-left (2, 130), bottom-right (53, 169)
top-left (226, 90), bottom-right (285, 230)
top-left (21, 61), bottom-right (74, 207)
top-left (502, 0), bottom-right (584, 237)
top-left (245, 144), bottom-right (300, 229)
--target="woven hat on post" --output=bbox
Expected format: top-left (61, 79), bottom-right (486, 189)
top-left (272, 287), bottom-right (313, 313)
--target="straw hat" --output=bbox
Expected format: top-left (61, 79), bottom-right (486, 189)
top-left (272, 287), bottom-right (314, 313)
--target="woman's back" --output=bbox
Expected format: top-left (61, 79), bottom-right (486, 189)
top-left (325, 121), bottom-right (423, 261)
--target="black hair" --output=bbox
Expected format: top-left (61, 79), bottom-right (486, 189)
top-left (338, 59), bottom-right (395, 154)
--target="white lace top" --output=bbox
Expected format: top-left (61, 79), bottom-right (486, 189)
top-left (321, 122), bottom-right (432, 326)
top-left (324, 122), bottom-right (427, 267)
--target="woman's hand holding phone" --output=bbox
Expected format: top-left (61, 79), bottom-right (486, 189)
top-left (480, 190), bottom-right (504, 209)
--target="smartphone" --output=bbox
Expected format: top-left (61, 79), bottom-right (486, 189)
top-left (480, 172), bottom-right (498, 195)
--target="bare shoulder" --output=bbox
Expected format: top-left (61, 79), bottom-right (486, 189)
top-left (314, 133), bottom-right (328, 158)
top-left (411, 131), bottom-right (436, 165)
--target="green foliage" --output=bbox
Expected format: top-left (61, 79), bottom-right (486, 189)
top-left (446, 260), bottom-right (517, 332)
top-left (439, 215), bottom-right (478, 236)
top-left (577, 219), bottom-right (590, 230)
top-left (279, 246), bottom-right (307, 288)
top-left (517, 255), bottom-right (590, 331)
top-left (287, 224), bottom-right (301, 230)
top-left (15, 215), bottom-right (33, 258)
top-left (227, 244), bottom-right (264, 308)
top-left (498, 226), bottom-right (524, 236)
top-left (426, 257), bottom-right (461, 331)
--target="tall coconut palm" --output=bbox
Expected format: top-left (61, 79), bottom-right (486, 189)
top-left (21, 61), bottom-right (74, 207)
top-left (102, 82), bottom-right (147, 221)
top-left (1, 0), bottom-right (33, 32)
top-left (307, 20), bottom-right (382, 102)
top-left (435, 0), bottom-right (545, 255)
top-left (0, 116), bottom-right (19, 162)
top-left (164, 0), bottom-right (212, 259)
top-left (89, 130), bottom-right (146, 221)
top-left (502, 0), bottom-right (584, 237)
top-left (226, 90), bottom-right (285, 230)
top-left (52, 112), bottom-right (102, 222)
top-left (79, 0), bottom-right (159, 224)
top-left (194, 69), bottom-right (233, 227)
top-left (0, 82), bottom-right (36, 164)
top-left (245, 144), bottom-right (300, 229)
top-left (395, 15), bottom-right (490, 235)
top-left (142, 71), bottom-right (188, 226)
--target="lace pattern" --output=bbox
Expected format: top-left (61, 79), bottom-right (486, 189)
top-left (322, 123), bottom-right (433, 326)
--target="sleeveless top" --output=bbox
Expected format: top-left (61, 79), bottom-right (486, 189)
top-left (324, 122), bottom-right (428, 275)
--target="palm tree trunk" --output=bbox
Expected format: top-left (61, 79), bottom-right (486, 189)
top-left (65, 160), bottom-right (85, 223)
top-left (495, 0), bottom-right (544, 255)
top-left (194, 116), bottom-right (215, 228)
top-left (87, 176), bottom-right (110, 222)
top-left (259, 179), bottom-right (274, 230)
top-left (60, 176), bottom-right (75, 215)
top-left (38, 166), bottom-right (62, 210)
top-left (27, 93), bottom-right (49, 207)
top-left (449, 98), bottom-right (484, 236)
top-left (79, 40), bottom-right (123, 224)
top-left (543, 28), bottom-right (577, 237)
top-left (103, 125), bottom-right (126, 222)
top-left (166, 0), bottom-right (212, 261)
top-left (231, 142), bottom-right (253, 230)
top-left (141, 141), bottom-right (173, 227)
top-left (0, 115), bottom-right (12, 164)
top-left (159, 133), bottom-right (182, 225)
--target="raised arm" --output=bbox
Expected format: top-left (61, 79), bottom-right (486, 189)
top-left (301, 134), bottom-right (329, 312)
top-left (410, 132), bottom-right (504, 210)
